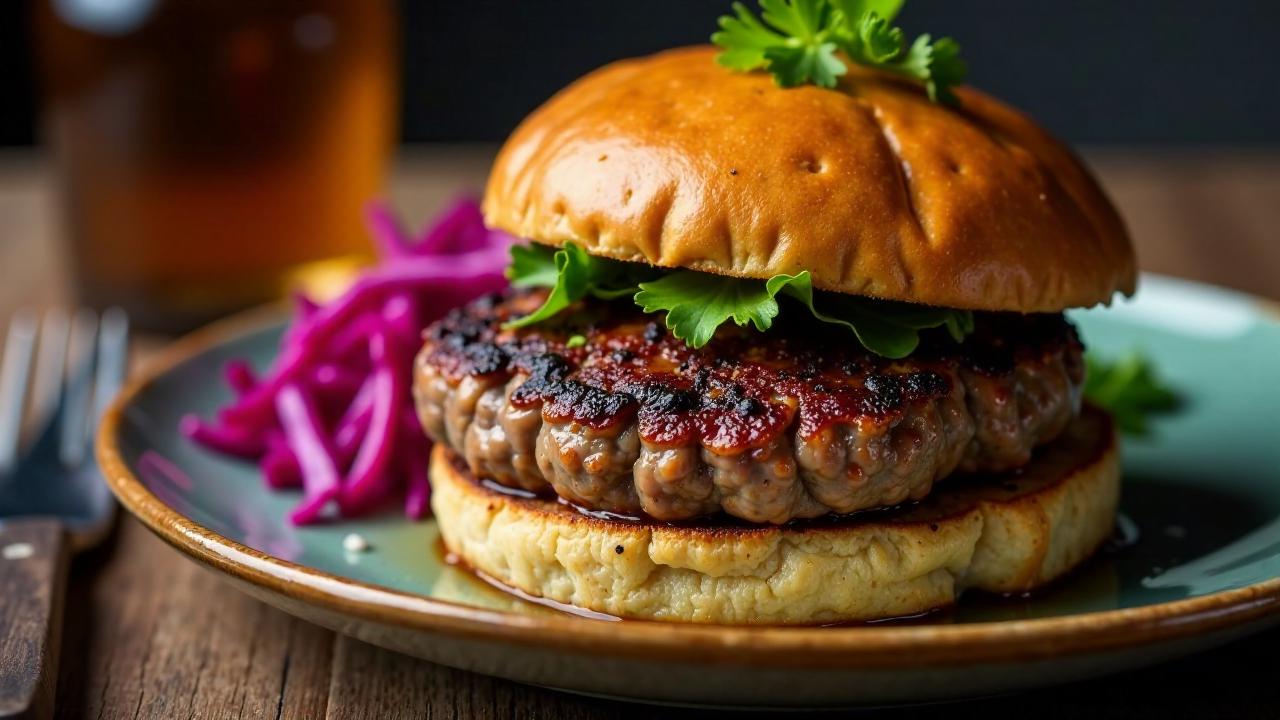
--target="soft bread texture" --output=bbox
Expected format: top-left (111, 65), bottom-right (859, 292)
top-left (432, 408), bottom-right (1120, 624)
top-left (484, 46), bottom-right (1136, 312)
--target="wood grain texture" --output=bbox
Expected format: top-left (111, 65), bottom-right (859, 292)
top-left (0, 518), bottom-right (68, 720)
top-left (0, 148), bottom-right (1277, 718)
top-left (51, 517), bottom-right (333, 720)
top-left (325, 626), bottom-right (1280, 720)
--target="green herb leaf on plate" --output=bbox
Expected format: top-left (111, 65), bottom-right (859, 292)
top-left (1084, 352), bottom-right (1181, 436)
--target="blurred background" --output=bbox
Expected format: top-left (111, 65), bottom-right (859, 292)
top-left (1, 0), bottom-right (1278, 332)
top-left (7, 0), bottom-right (1280, 146)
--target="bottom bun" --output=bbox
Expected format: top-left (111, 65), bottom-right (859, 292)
top-left (431, 407), bottom-right (1120, 625)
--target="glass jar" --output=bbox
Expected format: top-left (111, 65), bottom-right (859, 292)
top-left (35, 0), bottom-right (398, 331)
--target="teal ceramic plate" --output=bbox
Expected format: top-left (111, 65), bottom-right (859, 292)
top-left (98, 274), bottom-right (1280, 708)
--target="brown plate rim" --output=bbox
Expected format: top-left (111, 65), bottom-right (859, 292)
top-left (96, 292), bottom-right (1280, 669)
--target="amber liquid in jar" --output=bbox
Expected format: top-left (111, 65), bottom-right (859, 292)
top-left (35, 0), bottom-right (397, 331)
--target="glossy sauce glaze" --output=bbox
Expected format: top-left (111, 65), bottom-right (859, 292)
top-left (419, 288), bottom-right (1082, 454)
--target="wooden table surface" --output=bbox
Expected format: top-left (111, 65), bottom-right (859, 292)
top-left (2, 146), bottom-right (1279, 719)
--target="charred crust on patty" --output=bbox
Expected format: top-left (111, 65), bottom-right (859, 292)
top-left (420, 289), bottom-right (1081, 443)
top-left (414, 289), bottom-right (1087, 523)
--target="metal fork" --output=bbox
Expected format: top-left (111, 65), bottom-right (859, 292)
top-left (0, 308), bottom-right (128, 720)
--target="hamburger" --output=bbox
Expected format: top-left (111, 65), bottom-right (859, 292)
top-left (414, 45), bottom-right (1135, 624)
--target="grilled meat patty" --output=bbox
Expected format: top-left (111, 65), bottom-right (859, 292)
top-left (414, 289), bottom-right (1085, 524)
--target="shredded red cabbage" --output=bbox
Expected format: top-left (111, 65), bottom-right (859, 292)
top-left (182, 199), bottom-right (513, 524)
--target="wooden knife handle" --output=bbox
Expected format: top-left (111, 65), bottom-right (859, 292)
top-left (0, 519), bottom-right (68, 720)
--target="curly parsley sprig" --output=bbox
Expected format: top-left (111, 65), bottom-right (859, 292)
top-left (505, 242), bottom-right (973, 358)
top-left (711, 0), bottom-right (967, 103)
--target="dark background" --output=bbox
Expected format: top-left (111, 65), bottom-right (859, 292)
top-left (4, 0), bottom-right (1279, 146)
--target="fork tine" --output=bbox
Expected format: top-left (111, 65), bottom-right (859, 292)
top-left (0, 309), bottom-right (37, 474)
top-left (92, 307), bottom-right (129, 424)
top-left (60, 308), bottom-right (98, 468)
top-left (29, 308), bottom-right (70, 448)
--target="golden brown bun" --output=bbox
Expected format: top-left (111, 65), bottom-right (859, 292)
top-left (431, 407), bottom-right (1120, 624)
top-left (483, 46), bottom-right (1135, 312)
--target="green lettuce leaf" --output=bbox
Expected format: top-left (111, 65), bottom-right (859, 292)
top-left (506, 243), bottom-right (561, 288)
top-left (767, 272), bottom-right (972, 358)
top-left (504, 243), bottom-right (974, 357)
top-left (502, 243), bottom-right (653, 329)
top-left (635, 271), bottom-right (784, 347)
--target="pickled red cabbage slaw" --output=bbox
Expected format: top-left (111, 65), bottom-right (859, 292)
top-left (182, 199), bottom-right (514, 524)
